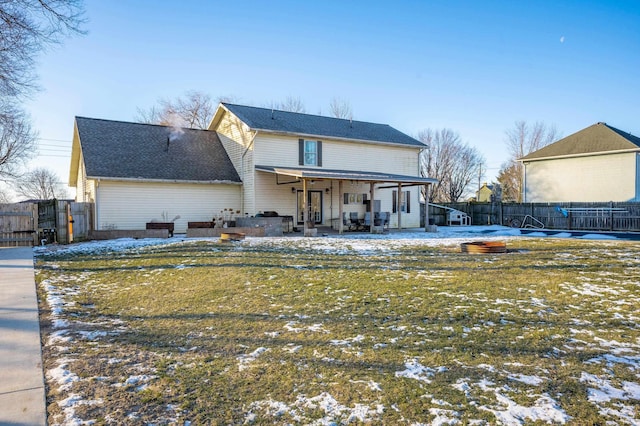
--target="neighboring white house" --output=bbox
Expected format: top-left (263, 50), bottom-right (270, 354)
top-left (70, 103), bottom-right (437, 234)
top-left (520, 122), bottom-right (640, 203)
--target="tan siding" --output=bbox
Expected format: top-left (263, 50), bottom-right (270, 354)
top-left (95, 181), bottom-right (241, 233)
top-left (214, 112), bottom-right (253, 174)
top-left (254, 133), bottom-right (421, 175)
top-left (213, 113), bottom-right (424, 222)
top-left (253, 176), bottom-right (421, 228)
top-left (252, 134), bottom-right (422, 226)
top-left (524, 152), bottom-right (637, 202)
top-left (212, 111), bottom-right (256, 215)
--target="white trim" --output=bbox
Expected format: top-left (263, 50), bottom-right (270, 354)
top-left (519, 148), bottom-right (640, 163)
top-left (86, 176), bottom-right (242, 185)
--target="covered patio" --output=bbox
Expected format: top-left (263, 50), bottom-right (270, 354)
top-left (255, 165), bottom-right (438, 235)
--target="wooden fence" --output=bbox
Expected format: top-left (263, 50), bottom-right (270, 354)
top-left (427, 202), bottom-right (640, 233)
top-left (0, 201), bottom-right (94, 247)
top-left (0, 203), bottom-right (38, 246)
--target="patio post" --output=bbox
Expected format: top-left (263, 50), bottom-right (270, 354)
top-left (424, 183), bottom-right (430, 232)
top-left (302, 178), bottom-right (308, 236)
top-left (397, 183), bottom-right (402, 230)
top-left (370, 182), bottom-right (375, 234)
top-left (338, 180), bottom-right (344, 234)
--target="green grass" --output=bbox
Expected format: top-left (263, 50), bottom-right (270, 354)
top-left (36, 237), bottom-right (640, 424)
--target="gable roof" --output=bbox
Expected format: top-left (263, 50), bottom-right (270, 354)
top-left (520, 122), bottom-right (640, 161)
top-left (215, 103), bottom-right (425, 148)
top-left (70, 117), bottom-right (241, 185)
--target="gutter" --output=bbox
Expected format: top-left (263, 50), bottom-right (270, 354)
top-left (519, 147), bottom-right (640, 163)
top-left (85, 176), bottom-right (243, 185)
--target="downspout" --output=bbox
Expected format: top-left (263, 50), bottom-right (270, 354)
top-left (95, 179), bottom-right (100, 230)
top-left (240, 130), bottom-right (258, 215)
top-left (521, 161), bottom-right (526, 203)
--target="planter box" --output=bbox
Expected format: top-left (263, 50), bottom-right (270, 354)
top-left (146, 222), bottom-right (174, 237)
top-left (89, 229), bottom-right (169, 240)
top-left (187, 221), bottom-right (216, 228)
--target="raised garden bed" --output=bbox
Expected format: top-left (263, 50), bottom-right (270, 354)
top-left (187, 221), bottom-right (216, 229)
top-left (146, 222), bottom-right (174, 237)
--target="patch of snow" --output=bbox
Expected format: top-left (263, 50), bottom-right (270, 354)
top-left (395, 359), bottom-right (445, 383)
top-left (428, 408), bottom-right (461, 425)
top-left (508, 373), bottom-right (545, 386)
top-left (480, 392), bottom-right (570, 425)
top-left (237, 347), bottom-right (269, 371)
top-left (47, 360), bottom-right (80, 391)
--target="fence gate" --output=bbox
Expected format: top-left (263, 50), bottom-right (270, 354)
top-left (0, 203), bottom-right (38, 247)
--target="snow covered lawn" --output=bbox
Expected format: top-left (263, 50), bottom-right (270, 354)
top-left (34, 226), bottom-right (640, 424)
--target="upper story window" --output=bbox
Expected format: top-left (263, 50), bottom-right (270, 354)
top-left (299, 139), bottom-right (322, 167)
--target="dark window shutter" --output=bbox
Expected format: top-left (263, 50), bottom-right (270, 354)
top-left (317, 141), bottom-right (322, 166)
top-left (406, 191), bottom-right (411, 213)
top-left (299, 139), bottom-right (304, 165)
top-left (362, 193), bottom-right (367, 203)
top-left (344, 193), bottom-right (349, 204)
top-left (392, 190), bottom-right (397, 213)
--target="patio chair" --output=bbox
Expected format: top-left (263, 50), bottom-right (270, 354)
top-left (381, 212), bottom-right (390, 230)
top-left (343, 212), bottom-right (357, 231)
top-left (363, 212), bottom-right (371, 231)
top-left (349, 212), bottom-right (361, 231)
top-left (375, 212), bottom-right (389, 230)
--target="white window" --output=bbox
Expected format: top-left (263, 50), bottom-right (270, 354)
top-left (299, 139), bottom-right (322, 166)
top-left (304, 140), bottom-right (317, 166)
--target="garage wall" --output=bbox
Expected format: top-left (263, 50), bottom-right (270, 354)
top-left (96, 180), bottom-right (241, 233)
top-left (524, 152), bottom-right (638, 202)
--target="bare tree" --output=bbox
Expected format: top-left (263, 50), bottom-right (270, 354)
top-left (329, 97), bottom-right (352, 119)
top-left (0, 0), bottom-right (86, 99)
top-left (0, 190), bottom-right (10, 203)
top-left (136, 91), bottom-right (215, 129)
top-left (497, 162), bottom-right (520, 202)
top-left (419, 128), bottom-right (485, 203)
top-left (0, 0), bottom-right (84, 182)
top-left (15, 167), bottom-right (68, 200)
top-left (0, 106), bottom-right (37, 178)
top-left (498, 121), bottom-right (560, 202)
top-left (266, 96), bottom-right (306, 113)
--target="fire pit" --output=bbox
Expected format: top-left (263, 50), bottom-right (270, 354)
top-left (220, 232), bottom-right (246, 242)
top-left (461, 241), bottom-right (507, 254)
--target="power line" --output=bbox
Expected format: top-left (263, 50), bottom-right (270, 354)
top-left (36, 138), bottom-right (71, 143)
top-left (38, 143), bottom-right (70, 148)
top-left (34, 154), bottom-right (70, 158)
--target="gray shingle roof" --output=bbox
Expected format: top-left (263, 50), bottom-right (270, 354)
top-left (75, 117), bottom-right (241, 182)
top-left (520, 122), bottom-right (640, 161)
top-left (222, 103), bottom-right (425, 147)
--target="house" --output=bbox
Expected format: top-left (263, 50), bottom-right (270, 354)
top-left (69, 118), bottom-right (242, 233)
top-left (520, 122), bottom-right (640, 202)
top-left (70, 103), bottom-right (437, 234)
top-left (475, 183), bottom-right (495, 202)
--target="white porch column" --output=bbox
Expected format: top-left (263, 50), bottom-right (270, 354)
top-left (302, 178), bottom-right (308, 235)
top-left (424, 183), bottom-right (430, 232)
top-left (397, 183), bottom-right (402, 230)
top-left (338, 180), bottom-right (344, 234)
top-left (369, 182), bottom-right (375, 234)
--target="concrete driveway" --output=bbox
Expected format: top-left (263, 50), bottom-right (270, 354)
top-left (0, 247), bottom-right (46, 425)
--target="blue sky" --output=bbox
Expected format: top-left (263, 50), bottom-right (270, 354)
top-left (23, 0), bottom-right (640, 193)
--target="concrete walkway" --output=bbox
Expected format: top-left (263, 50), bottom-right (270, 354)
top-left (0, 247), bottom-right (46, 426)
